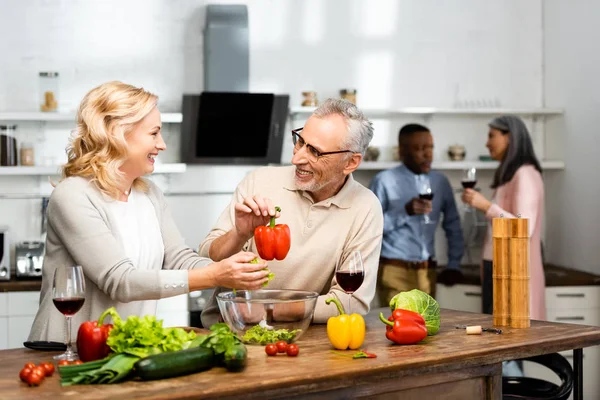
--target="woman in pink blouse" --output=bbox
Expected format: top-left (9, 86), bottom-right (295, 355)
top-left (462, 115), bottom-right (546, 321)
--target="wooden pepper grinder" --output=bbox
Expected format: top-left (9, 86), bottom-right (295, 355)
top-left (509, 216), bottom-right (530, 328)
top-left (492, 216), bottom-right (510, 327)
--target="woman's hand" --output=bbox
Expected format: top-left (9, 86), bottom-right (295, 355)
top-left (461, 188), bottom-right (492, 213)
top-left (209, 251), bottom-right (270, 290)
top-left (233, 195), bottom-right (280, 241)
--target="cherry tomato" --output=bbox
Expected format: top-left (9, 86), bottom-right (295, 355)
top-left (24, 362), bottom-right (36, 370)
top-left (265, 344), bottom-right (278, 356)
top-left (72, 360), bottom-right (83, 365)
top-left (275, 340), bottom-right (288, 353)
top-left (19, 367), bottom-right (33, 382)
top-left (286, 343), bottom-right (299, 357)
top-left (58, 360), bottom-right (71, 366)
top-left (32, 366), bottom-right (46, 377)
top-left (39, 362), bottom-right (55, 377)
top-left (25, 372), bottom-right (43, 386)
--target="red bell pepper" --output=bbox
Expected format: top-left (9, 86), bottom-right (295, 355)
top-left (379, 309), bottom-right (427, 345)
top-left (76, 307), bottom-right (115, 362)
top-left (254, 206), bottom-right (291, 261)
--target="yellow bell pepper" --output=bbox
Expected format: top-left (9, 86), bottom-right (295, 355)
top-left (325, 297), bottom-right (365, 350)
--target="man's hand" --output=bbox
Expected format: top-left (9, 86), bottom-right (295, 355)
top-left (437, 269), bottom-right (464, 287)
top-left (405, 197), bottom-right (432, 216)
top-left (234, 195), bottom-right (280, 241)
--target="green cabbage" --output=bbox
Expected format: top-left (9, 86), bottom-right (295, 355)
top-left (389, 289), bottom-right (441, 335)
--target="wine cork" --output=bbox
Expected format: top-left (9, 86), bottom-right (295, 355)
top-left (492, 217), bottom-right (510, 327)
top-left (466, 325), bottom-right (482, 335)
top-left (509, 217), bottom-right (530, 328)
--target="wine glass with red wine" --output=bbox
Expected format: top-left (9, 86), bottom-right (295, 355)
top-left (461, 167), bottom-right (477, 211)
top-left (335, 251), bottom-right (365, 314)
top-left (417, 175), bottom-right (435, 224)
top-left (52, 265), bottom-right (85, 361)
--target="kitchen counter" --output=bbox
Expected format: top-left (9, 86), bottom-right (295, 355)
top-left (0, 278), bottom-right (41, 292)
top-left (437, 263), bottom-right (600, 287)
top-left (1, 308), bottom-right (600, 399)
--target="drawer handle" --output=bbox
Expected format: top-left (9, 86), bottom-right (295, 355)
top-left (464, 292), bottom-right (482, 297)
top-left (556, 293), bottom-right (585, 298)
top-left (556, 316), bottom-right (585, 321)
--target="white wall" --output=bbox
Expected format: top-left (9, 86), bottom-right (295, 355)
top-left (542, 0), bottom-right (600, 275)
top-left (0, 0), bottom-right (550, 268)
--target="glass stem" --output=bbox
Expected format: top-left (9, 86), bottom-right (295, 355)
top-left (348, 294), bottom-right (352, 315)
top-left (65, 316), bottom-right (72, 352)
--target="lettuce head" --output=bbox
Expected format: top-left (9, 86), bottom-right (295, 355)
top-left (389, 289), bottom-right (441, 335)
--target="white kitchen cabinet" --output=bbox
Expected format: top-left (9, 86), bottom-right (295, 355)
top-left (0, 317), bottom-right (8, 349)
top-left (156, 293), bottom-right (189, 328)
top-left (435, 283), bottom-right (482, 313)
top-left (5, 291), bottom-right (40, 349)
top-left (8, 316), bottom-right (35, 349)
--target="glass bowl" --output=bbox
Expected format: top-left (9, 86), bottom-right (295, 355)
top-left (216, 289), bottom-right (319, 344)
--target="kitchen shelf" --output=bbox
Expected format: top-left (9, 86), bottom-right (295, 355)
top-left (0, 163), bottom-right (187, 175)
top-left (290, 107), bottom-right (564, 118)
top-left (0, 112), bottom-right (183, 123)
top-left (358, 160), bottom-right (565, 171)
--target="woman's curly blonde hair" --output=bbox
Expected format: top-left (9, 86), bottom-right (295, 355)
top-left (61, 81), bottom-right (158, 199)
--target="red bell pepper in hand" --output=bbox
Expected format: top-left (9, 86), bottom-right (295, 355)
top-left (379, 309), bottom-right (428, 345)
top-left (76, 307), bottom-right (115, 362)
top-left (254, 206), bottom-right (291, 261)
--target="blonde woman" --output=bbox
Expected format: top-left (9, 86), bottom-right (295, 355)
top-left (29, 81), bottom-right (269, 343)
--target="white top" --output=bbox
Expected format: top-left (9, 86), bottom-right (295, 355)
top-left (105, 188), bottom-right (165, 318)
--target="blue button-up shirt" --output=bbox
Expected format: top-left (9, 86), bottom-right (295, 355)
top-left (369, 164), bottom-right (464, 270)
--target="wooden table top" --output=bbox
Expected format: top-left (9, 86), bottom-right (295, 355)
top-left (2, 308), bottom-right (600, 399)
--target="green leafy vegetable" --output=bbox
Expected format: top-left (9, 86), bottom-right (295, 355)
top-left (389, 289), bottom-right (441, 335)
top-left (103, 307), bottom-right (197, 358)
top-left (241, 324), bottom-right (301, 345)
top-left (59, 354), bottom-right (140, 386)
top-left (189, 323), bottom-right (248, 371)
top-left (190, 323), bottom-right (241, 355)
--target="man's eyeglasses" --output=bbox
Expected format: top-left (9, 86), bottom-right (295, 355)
top-left (291, 128), bottom-right (354, 162)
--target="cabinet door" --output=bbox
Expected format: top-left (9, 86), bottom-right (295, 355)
top-left (7, 291), bottom-right (40, 317)
top-left (545, 286), bottom-right (600, 311)
top-left (547, 308), bottom-right (600, 327)
top-left (435, 284), bottom-right (482, 313)
top-left (0, 317), bottom-right (8, 350)
top-left (0, 293), bottom-right (8, 317)
top-left (8, 315), bottom-right (35, 349)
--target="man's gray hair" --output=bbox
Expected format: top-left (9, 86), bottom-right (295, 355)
top-left (313, 98), bottom-right (374, 155)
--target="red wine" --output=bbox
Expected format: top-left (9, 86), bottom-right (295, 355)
top-left (419, 193), bottom-right (434, 201)
top-left (461, 180), bottom-right (477, 189)
top-left (53, 297), bottom-right (85, 316)
top-left (336, 271), bottom-right (364, 293)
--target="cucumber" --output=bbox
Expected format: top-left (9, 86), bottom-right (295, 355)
top-left (223, 342), bottom-right (248, 372)
top-left (134, 347), bottom-right (215, 381)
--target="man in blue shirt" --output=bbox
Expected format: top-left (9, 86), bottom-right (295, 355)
top-left (370, 123), bottom-right (464, 304)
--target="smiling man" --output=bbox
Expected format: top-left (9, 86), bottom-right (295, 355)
top-left (369, 123), bottom-right (464, 305)
top-left (198, 98), bottom-right (384, 327)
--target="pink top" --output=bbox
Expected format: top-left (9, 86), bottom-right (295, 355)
top-left (482, 165), bottom-right (546, 321)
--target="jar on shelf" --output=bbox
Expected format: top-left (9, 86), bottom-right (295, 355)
top-left (20, 142), bottom-right (35, 166)
top-left (39, 71), bottom-right (59, 112)
top-left (0, 125), bottom-right (18, 166)
top-left (301, 91), bottom-right (318, 107)
top-left (340, 89), bottom-right (357, 104)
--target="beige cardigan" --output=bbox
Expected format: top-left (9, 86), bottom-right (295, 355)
top-left (28, 176), bottom-right (212, 343)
